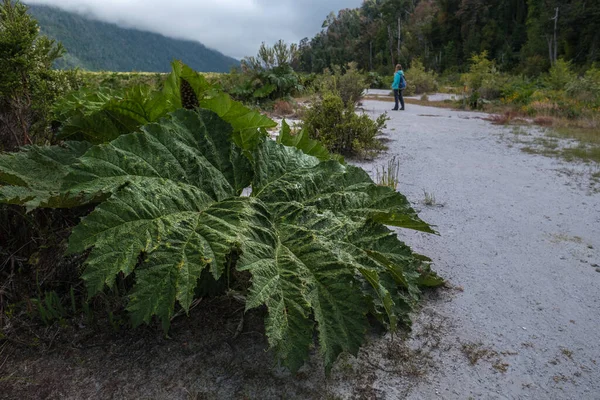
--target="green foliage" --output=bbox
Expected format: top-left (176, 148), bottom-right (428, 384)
top-left (296, 0), bottom-right (600, 75)
top-left (277, 120), bottom-right (334, 162)
top-left (545, 59), bottom-right (576, 91)
top-left (566, 65), bottom-right (600, 106)
top-left (0, 0), bottom-right (78, 150)
top-left (405, 59), bottom-right (438, 95)
top-left (317, 63), bottom-right (367, 106)
top-left (461, 51), bottom-right (503, 102)
top-left (303, 93), bottom-right (387, 157)
top-left (221, 40), bottom-right (303, 102)
top-left (0, 141), bottom-right (91, 209)
top-left (51, 61), bottom-right (276, 148)
top-left (0, 106), bottom-right (441, 372)
top-left (365, 72), bottom-right (388, 89)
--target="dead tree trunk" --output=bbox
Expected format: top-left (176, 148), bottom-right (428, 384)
top-left (397, 16), bottom-right (402, 62)
top-left (553, 7), bottom-right (559, 62)
top-left (388, 25), bottom-right (395, 68)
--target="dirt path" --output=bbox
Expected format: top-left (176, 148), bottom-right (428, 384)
top-left (2, 100), bottom-right (599, 400)
top-left (355, 99), bottom-right (600, 399)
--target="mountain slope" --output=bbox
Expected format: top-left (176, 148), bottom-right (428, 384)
top-left (27, 4), bottom-right (239, 72)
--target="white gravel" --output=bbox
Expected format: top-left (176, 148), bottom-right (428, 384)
top-left (351, 100), bottom-right (600, 399)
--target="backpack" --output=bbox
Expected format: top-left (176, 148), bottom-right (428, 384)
top-left (399, 73), bottom-right (407, 90)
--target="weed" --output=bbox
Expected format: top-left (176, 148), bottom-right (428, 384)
top-left (461, 342), bottom-right (497, 365)
top-left (492, 361), bottom-right (509, 373)
top-left (423, 190), bottom-right (436, 206)
top-left (561, 348), bottom-right (574, 359)
top-left (375, 156), bottom-right (400, 190)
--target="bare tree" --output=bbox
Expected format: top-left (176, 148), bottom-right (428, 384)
top-left (547, 7), bottom-right (559, 65)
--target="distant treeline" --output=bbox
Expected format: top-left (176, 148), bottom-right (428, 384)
top-left (296, 0), bottom-right (599, 75)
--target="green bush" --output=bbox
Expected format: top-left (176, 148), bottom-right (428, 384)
top-left (316, 62), bottom-right (367, 106)
top-left (500, 75), bottom-right (542, 105)
top-left (224, 40), bottom-right (304, 103)
top-left (0, 0), bottom-right (79, 150)
top-left (365, 71), bottom-right (388, 89)
top-left (303, 93), bottom-right (387, 156)
top-left (544, 59), bottom-right (576, 91)
top-left (405, 59), bottom-right (438, 95)
top-left (461, 51), bottom-right (502, 100)
top-left (566, 64), bottom-right (600, 106)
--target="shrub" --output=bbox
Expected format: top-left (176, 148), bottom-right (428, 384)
top-left (566, 64), bottom-right (600, 106)
top-left (500, 75), bottom-right (541, 106)
top-left (365, 71), bottom-right (388, 89)
top-left (317, 62), bottom-right (367, 106)
top-left (520, 55), bottom-right (550, 77)
top-left (303, 93), bottom-right (387, 156)
top-left (461, 51), bottom-right (502, 101)
top-left (0, 0), bottom-right (79, 150)
top-left (405, 59), bottom-right (438, 95)
top-left (236, 40), bottom-right (303, 101)
top-left (544, 59), bottom-right (576, 91)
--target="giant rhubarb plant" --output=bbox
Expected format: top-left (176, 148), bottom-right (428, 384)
top-left (0, 68), bottom-right (442, 372)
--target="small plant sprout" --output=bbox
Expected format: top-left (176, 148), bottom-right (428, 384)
top-left (376, 156), bottom-right (401, 190)
top-left (423, 190), bottom-right (436, 206)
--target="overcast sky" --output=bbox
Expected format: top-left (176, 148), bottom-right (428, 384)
top-left (25, 0), bottom-right (363, 59)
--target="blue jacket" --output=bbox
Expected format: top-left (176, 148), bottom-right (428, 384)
top-left (391, 70), bottom-right (404, 90)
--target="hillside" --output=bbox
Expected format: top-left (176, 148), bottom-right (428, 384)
top-left (26, 4), bottom-right (239, 72)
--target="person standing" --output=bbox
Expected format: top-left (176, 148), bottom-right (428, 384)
top-left (391, 64), bottom-right (405, 111)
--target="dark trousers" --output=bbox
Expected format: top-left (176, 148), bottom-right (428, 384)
top-left (393, 89), bottom-right (405, 110)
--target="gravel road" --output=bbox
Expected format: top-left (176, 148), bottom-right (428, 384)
top-left (352, 99), bottom-right (600, 399)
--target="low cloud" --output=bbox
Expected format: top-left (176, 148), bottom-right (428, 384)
top-left (25, 0), bottom-right (363, 59)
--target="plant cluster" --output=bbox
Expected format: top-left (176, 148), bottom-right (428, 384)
top-left (303, 92), bottom-right (388, 157)
top-left (500, 62), bottom-right (600, 120)
top-left (404, 59), bottom-right (439, 96)
top-left (219, 40), bottom-right (303, 103)
top-left (0, 0), bottom-right (79, 151)
top-left (316, 62), bottom-right (367, 107)
top-left (0, 61), bottom-right (442, 373)
top-left (461, 51), bottom-right (503, 104)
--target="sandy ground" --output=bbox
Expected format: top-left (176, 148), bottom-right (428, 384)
top-left (356, 100), bottom-right (600, 399)
top-left (1, 100), bottom-right (599, 399)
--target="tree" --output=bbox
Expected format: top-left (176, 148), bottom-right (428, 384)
top-left (0, 0), bottom-right (74, 150)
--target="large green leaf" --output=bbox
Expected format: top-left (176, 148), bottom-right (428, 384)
top-left (64, 109), bottom-right (256, 328)
top-left (238, 140), bottom-right (440, 372)
top-left (163, 61), bottom-right (212, 110)
top-left (64, 109), bottom-right (252, 201)
top-left (0, 61), bottom-right (442, 374)
top-left (277, 119), bottom-right (335, 162)
top-left (252, 140), bottom-right (434, 233)
top-left (0, 141), bottom-right (92, 209)
top-left (200, 92), bottom-right (277, 151)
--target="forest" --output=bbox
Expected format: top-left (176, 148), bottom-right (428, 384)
top-left (296, 0), bottom-right (600, 75)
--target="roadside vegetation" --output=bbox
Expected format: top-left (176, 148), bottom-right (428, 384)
top-left (0, 0), bottom-right (441, 378)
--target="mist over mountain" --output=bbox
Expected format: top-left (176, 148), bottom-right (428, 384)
top-left (27, 4), bottom-right (240, 72)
